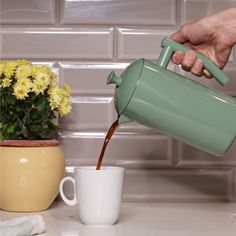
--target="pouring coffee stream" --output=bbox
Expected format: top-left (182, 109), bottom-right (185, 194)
top-left (96, 120), bottom-right (119, 170)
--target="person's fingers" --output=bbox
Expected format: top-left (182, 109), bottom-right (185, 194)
top-left (181, 50), bottom-right (197, 72)
top-left (203, 69), bottom-right (212, 79)
top-left (190, 59), bottom-right (204, 76)
top-left (171, 51), bottom-right (185, 65)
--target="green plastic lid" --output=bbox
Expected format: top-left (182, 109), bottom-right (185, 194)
top-left (107, 59), bottom-right (144, 115)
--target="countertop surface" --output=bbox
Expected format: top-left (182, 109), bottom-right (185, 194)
top-left (2, 202), bottom-right (236, 236)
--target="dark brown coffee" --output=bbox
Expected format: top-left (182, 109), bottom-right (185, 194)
top-left (96, 120), bottom-right (119, 170)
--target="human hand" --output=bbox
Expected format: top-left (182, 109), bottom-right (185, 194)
top-left (171, 8), bottom-right (236, 78)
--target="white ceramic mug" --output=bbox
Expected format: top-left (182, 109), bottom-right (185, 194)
top-left (59, 166), bottom-right (125, 225)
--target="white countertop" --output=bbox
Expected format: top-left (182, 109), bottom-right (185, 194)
top-left (2, 202), bottom-right (236, 236)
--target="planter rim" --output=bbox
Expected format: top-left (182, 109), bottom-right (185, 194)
top-left (0, 139), bottom-right (59, 147)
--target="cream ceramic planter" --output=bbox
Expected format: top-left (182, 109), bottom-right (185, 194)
top-left (0, 140), bottom-right (65, 212)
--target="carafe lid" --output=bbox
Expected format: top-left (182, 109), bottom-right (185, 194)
top-left (107, 59), bottom-right (144, 115)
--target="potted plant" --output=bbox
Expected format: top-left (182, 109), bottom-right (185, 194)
top-left (0, 59), bottom-right (72, 212)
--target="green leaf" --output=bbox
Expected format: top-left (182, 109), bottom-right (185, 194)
top-left (47, 121), bottom-right (58, 131)
top-left (8, 95), bottom-right (17, 105)
top-left (5, 124), bottom-right (15, 134)
top-left (37, 98), bottom-right (48, 113)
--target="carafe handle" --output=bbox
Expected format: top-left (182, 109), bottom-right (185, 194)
top-left (157, 37), bottom-right (229, 86)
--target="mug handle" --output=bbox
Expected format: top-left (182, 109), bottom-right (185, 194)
top-left (59, 176), bottom-right (77, 206)
top-left (157, 37), bottom-right (229, 86)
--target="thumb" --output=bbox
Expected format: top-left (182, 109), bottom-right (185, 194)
top-left (171, 27), bottom-right (188, 43)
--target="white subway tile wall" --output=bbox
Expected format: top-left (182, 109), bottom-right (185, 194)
top-left (60, 96), bottom-right (114, 130)
top-left (1, 0), bottom-right (236, 202)
top-left (59, 62), bottom-right (128, 95)
top-left (60, 0), bottom-right (177, 26)
top-left (117, 28), bottom-right (174, 60)
top-left (177, 141), bottom-right (236, 167)
top-left (1, 28), bottom-right (113, 59)
top-left (123, 169), bottom-right (233, 201)
top-left (180, 0), bottom-right (236, 24)
top-left (0, 0), bottom-right (56, 24)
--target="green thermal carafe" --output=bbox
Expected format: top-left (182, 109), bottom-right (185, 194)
top-left (107, 38), bottom-right (236, 156)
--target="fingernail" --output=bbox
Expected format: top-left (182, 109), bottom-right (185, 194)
top-left (196, 59), bottom-right (203, 66)
top-left (175, 51), bottom-right (185, 57)
top-left (195, 59), bottom-right (203, 70)
top-left (203, 69), bottom-right (212, 79)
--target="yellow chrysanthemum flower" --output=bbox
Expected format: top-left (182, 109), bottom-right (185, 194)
top-left (31, 71), bottom-right (50, 95)
top-left (4, 61), bottom-right (18, 78)
top-left (32, 65), bottom-right (50, 77)
top-left (32, 65), bottom-right (59, 87)
top-left (13, 83), bottom-right (29, 100)
top-left (59, 97), bottom-right (72, 116)
top-left (50, 75), bottom-right (58, 87)
top-left (17, 59), bottom-right (31, 66)
top-left (48, 86), bottom-right (63, 109)
top-left (17, 77), bottom-right (33, 90)
top-left (34, 72), bottom-right (50, 88)
top-left (1, 59), bottom-right (72, 124)
top-left (1, 77), bottom-right (12, 88)
top-left (49, 99), bottom-right (59, 110)
top-left (31, 65), bottom-right (41, 76)
top-left (16, 65), bottom-right (32, 80)
top-left (31, 80), bottom-right (48, 95)
top-left (62, 83), bottom-right (72, 96)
